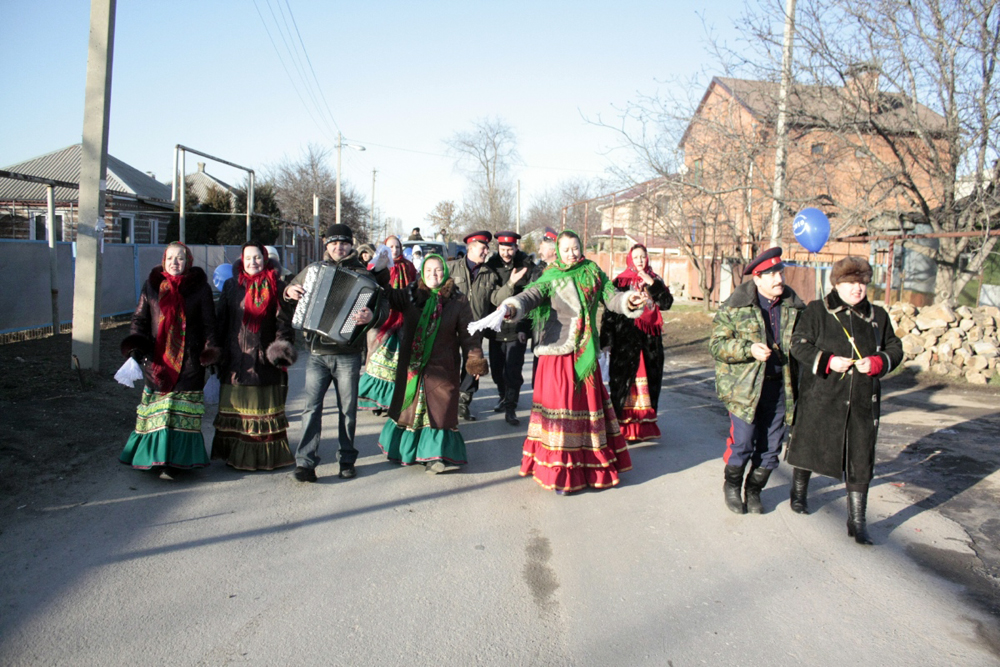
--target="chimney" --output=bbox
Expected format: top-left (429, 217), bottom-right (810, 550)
top-left (197, 162), bottom-right (206, 173)
top-left (845, 63), bottom-right (880, 113)
top-left (145, 171), bottom-right (156, 180)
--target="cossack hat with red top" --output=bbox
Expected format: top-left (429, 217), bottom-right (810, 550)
top-left (463, 230), bottom-right (493, 246)
top-left (542, 226), bottom-right (558, 241)
top-left (496, 231), bottom-right (521, 246)
top-left (743, 247), bottom-right (784, 276)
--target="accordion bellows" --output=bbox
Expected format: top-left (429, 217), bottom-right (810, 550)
top-left (291, 264), bottom-right (381, 346)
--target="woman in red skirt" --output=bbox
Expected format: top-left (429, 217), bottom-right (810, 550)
top-left (499, 231), bottom-right (645, 494)
top-left (600, 244), bottom-right (673, 442)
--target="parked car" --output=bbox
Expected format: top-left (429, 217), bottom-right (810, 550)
top-left (401, 240), bottom-right (465, 260)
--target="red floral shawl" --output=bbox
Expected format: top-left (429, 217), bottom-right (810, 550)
top-left (613, 244), bottom-right (663, 336)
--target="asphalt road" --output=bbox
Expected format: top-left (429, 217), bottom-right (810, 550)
top-left (1, 355), bottom-right (998, 665)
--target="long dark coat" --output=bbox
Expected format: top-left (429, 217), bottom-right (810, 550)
top-left (600, 277), bottom-right (673, 417)
top-left (124, 266), bottom-right (217, 392)
top-left (384, 278), bottom-right (488, 430)
top-left (216, 259), bottom-right (295, 387)
top-left (786, 291), bottom-right (903, 484)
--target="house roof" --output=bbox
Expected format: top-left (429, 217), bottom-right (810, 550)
top-left (0, 144), bottom-right (172, 204)
top-left (680, 76), bottom-right (948, 149)
top-left (184, 163), bottom-right (236, 204)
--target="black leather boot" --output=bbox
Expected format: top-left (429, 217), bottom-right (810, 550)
top-left (493, 397), bottom-right (507, 412)
top-left (790, 468), bottom-right (811, 514)
top-left (723, 464), bottom-right (747, 514)
top-left (847, 491), bottom-right (873, 545)
top-left (458, 393), bottom-right (476, 421)
top-left (744, 467), bottom-right (772, 514)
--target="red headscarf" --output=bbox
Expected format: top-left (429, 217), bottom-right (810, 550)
top-left (236, 242), bottom-right (278, 333)
top-left (154, 242), bottom-right (194, 390)
top-left (613, 243), bottom-right (663, 336)
top-left (376, 235), bottom-right (417, 340)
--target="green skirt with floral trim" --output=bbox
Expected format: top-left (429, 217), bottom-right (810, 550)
top-left (120, 387), bottom-right (210, 469)
top-left (359, 332), bottom-right (401, 410)
top-left (377, 382), bottom-right (467, 465)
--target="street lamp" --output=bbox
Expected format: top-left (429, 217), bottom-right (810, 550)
top-left (336, 131), bottom-right (366, 227)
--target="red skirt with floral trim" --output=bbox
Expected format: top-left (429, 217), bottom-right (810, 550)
top-left (520, 354), bottom-right (632, 492)
top-left (618, 352), bottom-right (661, 443)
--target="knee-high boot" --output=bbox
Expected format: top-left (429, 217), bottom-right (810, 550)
top-left (847, 491), bottom-right (873, 545)
top-left (458, 392), bottom-right (476, 421)
top-left (744, 467), bottom-right (772, 514)
top-left (723, 464), bottom-right (747, 514)
top-left (789, 468), bottom-right (811, 514)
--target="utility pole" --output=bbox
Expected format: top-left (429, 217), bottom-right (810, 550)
top-left (769, 0), bottom-right (797, 248)
top-left (72, 0), bottom-right (116, 371)
top-left (313, 193), bottom-right (320, 260)
top-left (370, 169), bottom-right (376, 240)
top-left (46, 185), bottom-right (59, 335)
top-left (516, 180), bottom-right (521, 234)
top-left (336, 132), bottom-right (343, 227)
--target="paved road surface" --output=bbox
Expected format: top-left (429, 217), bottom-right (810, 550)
top-left (1, 355), bottom-right (998, 665)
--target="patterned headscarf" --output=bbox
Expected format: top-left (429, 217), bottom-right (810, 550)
top-left (236, 242), bottom-right (278, 333)
top-left (401, 254), bottom-right (450, 410)
top-left (154, 242), bottom-right (194, 390)
top-left (613, 243), bottom-right (663, 336)
top-left (523, 231), bottom-right (614, 386)
top-left (376, 235), bottom-right (418, 341)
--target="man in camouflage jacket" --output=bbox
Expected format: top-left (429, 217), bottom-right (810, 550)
top-left (709, 248), bottom-right (806, 515)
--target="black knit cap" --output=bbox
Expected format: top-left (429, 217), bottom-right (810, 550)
top-left (324, 224), bottom-right (353, 244)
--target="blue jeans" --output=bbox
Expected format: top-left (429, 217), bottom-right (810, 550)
top-left (295, 352), bottom-right (362, 469)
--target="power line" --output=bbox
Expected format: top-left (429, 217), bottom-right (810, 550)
top-left (282, 0), bottom-right (341, 135)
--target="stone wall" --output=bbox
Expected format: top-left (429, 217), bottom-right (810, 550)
top-left (890, 303), bottom-right (1000, 384)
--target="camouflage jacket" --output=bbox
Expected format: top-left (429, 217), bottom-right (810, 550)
top-left (709, 279), bottom-right (806, 424)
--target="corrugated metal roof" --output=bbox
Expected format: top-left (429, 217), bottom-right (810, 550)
top-left (184, 169), bottom-right (236, 206)
top-left (0, 144), bottom-right (172, 203)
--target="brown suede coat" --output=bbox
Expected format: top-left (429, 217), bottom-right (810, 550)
top-left (384, 278), bottom-right (488, 430)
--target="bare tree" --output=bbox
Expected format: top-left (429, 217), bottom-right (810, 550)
top-left (270, 144), bottom-right (370, 244)
top-left (728, 0), bottom-right (1000, 303)
top-left (447, 117), bottom-right (520, 230)
top-left (425, 200), bottom-right (466, 242)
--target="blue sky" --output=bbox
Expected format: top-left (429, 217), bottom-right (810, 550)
top-left (0, 0), bottom-right (749, 231)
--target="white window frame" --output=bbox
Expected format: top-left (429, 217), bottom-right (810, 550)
top-left (29, 211), bottom-right (63, 241)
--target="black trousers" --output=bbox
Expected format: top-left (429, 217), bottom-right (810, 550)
top-left (490, 338), bottom-right (526, 407)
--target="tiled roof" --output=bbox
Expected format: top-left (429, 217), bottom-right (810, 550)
top-left (0, 144), bottom-right (172, 203)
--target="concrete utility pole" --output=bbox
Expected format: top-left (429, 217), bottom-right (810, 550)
top-left (370, 169), bottom-right (376, 240)
top-left (768, 0), bottom-right (797, 248)
top-left (313, 193), bottom-right (320, 260)
top-left (516, 180), bottom-right (521, 234)
top-left (72, 0), bottom-right (116, 371)
top-left (335, 132), bottom-right (365, 228)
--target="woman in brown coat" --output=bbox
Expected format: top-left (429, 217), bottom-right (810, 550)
top-left (119, 242), bottom-right (219, 477)
top-left (377, 254), bottom-right (489, 473)
top-left (211, 242), bottom-right (298, 471)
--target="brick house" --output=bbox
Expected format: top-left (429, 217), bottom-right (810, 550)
top-left (678, 74), bottom-right (949, 265)
top-left (0, 144), bottom-right (173, 244)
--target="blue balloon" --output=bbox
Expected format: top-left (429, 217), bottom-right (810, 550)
top-left (793, 207), bottom-right (831, 253)
top-left (213, 263), bottom-right (233, 291)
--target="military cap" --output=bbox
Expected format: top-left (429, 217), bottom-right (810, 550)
top-left (496, 231), bottom-right (521, 245)
top-left (743, 247), bottom-right (784, 276)
top-left (463, 230), bottom-right (493, 245)
top-left (542, 227), bottom-right (558, 241)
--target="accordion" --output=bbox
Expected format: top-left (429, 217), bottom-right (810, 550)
top-left (291, 264), bottom-right (382, 346)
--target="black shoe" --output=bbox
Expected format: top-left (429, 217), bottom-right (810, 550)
top-left (847, 491), bottom-right (873, 545)
top-left (493, 398), bottom-right (507, 413)
top-left (459, 403), bottom-right (477, 421)
top-left (293, 466), bottom-right (317, 483)
top-left (338, 464), bottom-right (357, 479)
top-left (723, 464), bottom-right (747, 514)
top-left (505, 407), bottom-right (520, 426)
top-left (372, 408), bottom-right (384, 417)
top-left (790, 468), bottom-right (811, 514)
top-left (744, 467), bottom-right (772, 514)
